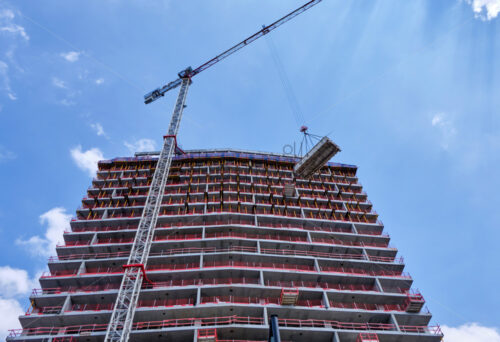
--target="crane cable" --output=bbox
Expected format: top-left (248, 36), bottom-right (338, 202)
top-left (264, 28), bottom-right (306, 128)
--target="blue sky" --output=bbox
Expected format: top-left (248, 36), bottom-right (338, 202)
top-left (0, 0), bottom-right (499, 340)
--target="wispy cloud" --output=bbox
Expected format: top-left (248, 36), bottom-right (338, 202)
top-left (0, 9), bottom-right (14, 20)
top-left (0, 8), bottom-right (28, 41)
top-left (90, 122), bottom-right (106, 137)
top-left (95, 78), bottom-right (104, 85)
top-left (465, 0), bottom-right (500, 20)
top-left (442, 323), bottom-right (500, 341)
top-left (124, 138), bottom-right (156, 154)
top-left (0, 24), bottom-right (29, 40)
top-left (51, 77), bottom-right (67, 89)
top-left (431, 112), bottom-right (457, 150)
top-left (0, 60), bottom-right (16, 100)
top-left (58, 98), bottom-right (75, 106)
top-left (70, 145), bottom-right (104, 176)
top-left (0, 145), bottom-right (16, 162)
top-left (60, 51), bottom-right (81, 62)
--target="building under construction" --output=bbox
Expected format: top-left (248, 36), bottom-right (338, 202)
top-left (8, 148), bottom-right (443, 342)
top-left (8, 1), bottom-right (444, 341)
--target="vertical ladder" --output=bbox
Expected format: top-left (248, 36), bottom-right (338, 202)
top-left (104, 78), bottom-right (191, 342)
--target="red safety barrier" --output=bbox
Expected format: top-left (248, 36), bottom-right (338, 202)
top-left (203, 260), bottom-right (314, 272)
top-left (137, 298), bottom-right (194, 308)
top-left (147, 263), bottom-right (199, 271)
top-left (69, 303), bottom-right (114, 312)
top-left (40, 270), bottom-right (78, 278)
top-left (27, 306), bottom-right (62, 315)
top-left (266, 280), bottom-right (380, 292)
top-left (321, 266), bottom-right (411, 279)
top-left (8, 318), bottom-right (444, 337)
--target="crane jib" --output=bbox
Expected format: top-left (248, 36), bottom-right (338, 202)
top-left (144, 0), bottom-right (322, 104)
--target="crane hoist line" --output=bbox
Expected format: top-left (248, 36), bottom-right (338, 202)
top-left (105, 1), bottom-right (324, 342)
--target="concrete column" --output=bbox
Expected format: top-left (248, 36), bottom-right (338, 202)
top-left (306, 231), bottom-right (312, 243)
top-left (77, 261), bottom-right (86, 275)
top-left (314, 258), bottom-right (321, 272)
top-left (90, 233), bottom-right (98, 245)
top-left (101, 209), bottom-right (109, 220)
top-left (256, 240), bottom-right (261, 254)
top-left (201, 227), bottom-right (206, 240)
top-left (61, 295), bottom-right (72, 312)
top-left (199, 254), bottom-right (204, 268)
top-left (374, 278), bottom-right (384, 292)
top-left (263, 307), bottom-right (268, 325)
top-left (322, 291), bottom-right (330, 308)
top-left (333, 183), bottom-right (339, 193)
top-left (259, 271), bottom-right (265, 286)
top-left (331, 331), bottom-right (340, 342)
top-left (196, 287), bottom-right (201, 306)
top-left (361, 248), bottom-right (370, 261)
top-left (351, 223), bottom-right (358, 234)
top-left (390, 313), bottom-right (401, 332)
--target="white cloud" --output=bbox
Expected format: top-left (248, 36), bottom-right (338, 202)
top-left (0, 298), bottom-right (23, 340)
top-left (60, 51), bottom-right (81, 62)
top-left (0, 145), bottom-right (16, 161)
top-left (442, 323), bottom-right (500, 342)
top-left (124, 138), bottom-right (156, 154)
top-left (0, 265), bottom-right (40, 339)
top-left (16, 207), bottom-right (71, 257)
top-left (0, 60), bottom-right (16, 100)
top-left (95, 78), bottom-right (104, 85)
top-left (431, 112), bottom-right (457, 150)
top-left (70, 145), bottom-right (104, 176)
top-left (52, 77), bottom-right (67, 89)
top-left (90, 122), bottom-right (106, 136)
top-left (0, 24), bottom-right (29, 40)
top-left (466, 0), bottom-right (500, 20)
top-left (0, 9), bottom-right (15, 20)
top-left (0, 266), bottom-right (35, 297)
top-left (58, 98), bottom-right (75, 106)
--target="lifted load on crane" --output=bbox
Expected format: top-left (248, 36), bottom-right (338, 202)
top-left (294, 136), bottom-right (341, 179)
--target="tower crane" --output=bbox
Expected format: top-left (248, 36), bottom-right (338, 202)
top-left (105, 1), bottom-right (323, 341)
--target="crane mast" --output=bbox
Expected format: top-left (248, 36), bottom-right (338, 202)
top-left (104, 78), bottom-right (190, 341)
top-left (105, 1), bottom-right (322, 341)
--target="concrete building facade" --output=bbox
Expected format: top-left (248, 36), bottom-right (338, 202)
top-left (8, 149), bottom-right (443, 342)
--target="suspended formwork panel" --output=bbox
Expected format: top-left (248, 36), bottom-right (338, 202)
top-left (294, 137), bottom-right (341, 179)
